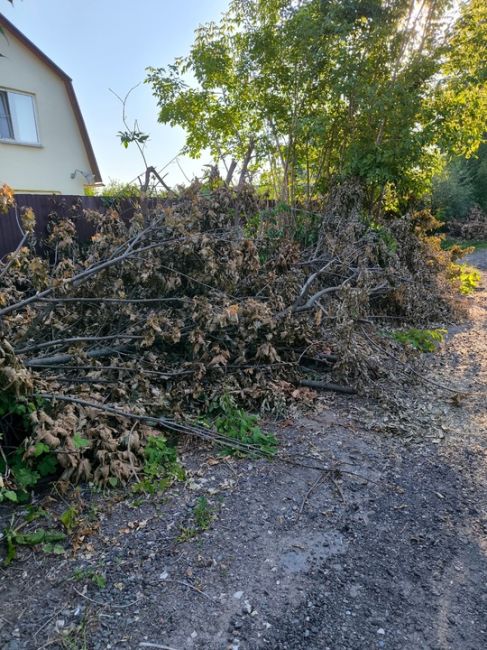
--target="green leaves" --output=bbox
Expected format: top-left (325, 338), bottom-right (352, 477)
top-left (117, 129), bottom-right (149, 149)
top-left (435, 0), bottom-right (487, 158)
top-left (3, 527), bottom-right (66, 566)
top-left (59, 506), bottom-right (78, 533)
top-left (146, 0), bottom-right (483, 210)
top-left (392, 328), bottom-right (447, 353)
top-left (210, 393), bottom-right (278, 457)
top-left (131, 435), bottom-right (183, 495)
top-left (73, 432), bottom-right (90, 449)
top-left (0, 489), bottom-right (17, 503)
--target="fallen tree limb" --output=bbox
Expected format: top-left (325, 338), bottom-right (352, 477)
top-left (299, 379), bottom-right (356, 394)
top-left (28, 363), bottom-right (192, 378)
top-left (25, 345), bottom-right (130, 367)
top-left (35, 393), bottom-right (276, 456)
top-left (39, 297), bottom-right (184, 305)
top-left (0, 231), bottom-right (178, 318)
top-left (16, 334), bottom-right (143, 355)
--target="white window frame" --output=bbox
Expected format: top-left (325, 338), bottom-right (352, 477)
top-left (0, 88), bottom-right (40, 146)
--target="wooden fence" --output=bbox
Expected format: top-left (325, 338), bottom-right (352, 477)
top-left (0, 194), bottom-right (149, 259)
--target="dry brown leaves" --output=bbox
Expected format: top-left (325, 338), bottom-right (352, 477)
top-left (0, 181), bottom-right (465, 484)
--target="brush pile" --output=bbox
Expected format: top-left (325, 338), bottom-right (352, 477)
top-left (0, 181), bottom-right (467, 485)
top-left (447, 205), bottom-right (487, 241)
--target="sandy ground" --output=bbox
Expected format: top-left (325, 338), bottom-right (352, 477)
top-left (0, 249), bottom-right (486, 650)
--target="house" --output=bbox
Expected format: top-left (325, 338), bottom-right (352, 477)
top-left (0, 13), bottom-right (101, 194)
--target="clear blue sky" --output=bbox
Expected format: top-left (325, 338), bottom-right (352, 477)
top-left (2, 0), bottom-right (229, 186)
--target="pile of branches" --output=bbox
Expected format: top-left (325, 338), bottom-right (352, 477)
top-left (446, 205), bottom-right (487, 241)
top-left (0, 181), bottom-right (466, 485)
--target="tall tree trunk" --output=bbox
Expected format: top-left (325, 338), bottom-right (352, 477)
top-left (225, 159), bottom-right (238, 185)
top-left (237, 139), bottom-right (255, 188)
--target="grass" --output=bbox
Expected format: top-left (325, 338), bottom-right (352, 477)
top-left (193, 496), bottom-right (213, 530)
top-left (177, 497), bottom-right (215, 543)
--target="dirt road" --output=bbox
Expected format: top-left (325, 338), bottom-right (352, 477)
top-left (1, 251), bottom-right (486, 650)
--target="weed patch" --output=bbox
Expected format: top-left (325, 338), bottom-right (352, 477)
top-left (452, 264), bottom-right (482, 295)
top-left (392, 328), bottom-right (447, 353)
top-left (2, 525), bottom-right (66, 565)
top-left (194, 496), bottom-right (213, 530)
top-left (132, 434), bottom-right (184, 494)
top-left (73, 567), bottom-right (107, 589)
top-left (177, 496), bottom-right (216, 543)
top-left (209, 394), bottom-right (277, 457)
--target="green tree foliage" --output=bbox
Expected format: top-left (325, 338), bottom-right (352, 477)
top-left (432, 157), bottom-right (477, 220)
top-left (433, 142), bottom-right (487, 220)
top-left (146, 0), bottom-right (487, 213)
top-left (433, 0), bottom-right (487, 158)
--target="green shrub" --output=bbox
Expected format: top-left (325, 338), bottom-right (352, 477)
top-left (209, 394), bottom-right (277, 456)
top-left (131, 434), bottom-right (184, 494)
top-left (0, 395), bottom-right (58, 503)
top-left (454, 264), bottom-right (482, 295)
top-left (392, 328), bottom-right (447, 353)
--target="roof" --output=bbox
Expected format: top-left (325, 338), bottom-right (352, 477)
top-left (0, 12), bottom-right (102, 183)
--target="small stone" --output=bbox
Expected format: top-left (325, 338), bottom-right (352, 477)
top-left (233, 591), bottom-right (244, 600)
top-left (377, 628), bottom-right (385, 635)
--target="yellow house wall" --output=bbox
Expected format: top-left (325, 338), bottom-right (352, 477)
top-left (0, 26), bottom-right (94, 195)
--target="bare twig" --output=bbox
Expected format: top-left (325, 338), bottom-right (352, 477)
top-left (296, 473), bottom-right (325, 521)
top-left (39, 297), bottom-right (184, 305)
top-left (166, 579), bottom-right (215, 601)
top-left (0, 233), bottom-right (28, 279)
top-left (139, 641), bottom-right (181, 650)
top-left (297, 257), bottom-right (337, 301)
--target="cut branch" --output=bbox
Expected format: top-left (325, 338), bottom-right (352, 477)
top-left (25, 345), bottom-right (131, 368)
top-left (16, 335), bottom-right (143, 355)
top-left (299, 379), bottom-right (356, 394)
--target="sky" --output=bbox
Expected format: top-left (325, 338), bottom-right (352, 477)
top-left (2, 0), bottom-right (229, 187)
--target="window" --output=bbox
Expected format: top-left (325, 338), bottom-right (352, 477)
top-left (0, 90), bottom-right (39, 144)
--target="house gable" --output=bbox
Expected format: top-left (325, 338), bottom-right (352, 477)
top-left (0, 13), bottom-right (101, 192)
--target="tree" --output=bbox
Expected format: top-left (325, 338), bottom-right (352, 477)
top-left (146, 0), bottom-right (485, 214)
top-left (432, 141), bottom-right (487, 220)
top-left (433, 0), bottom-right (487, 158)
